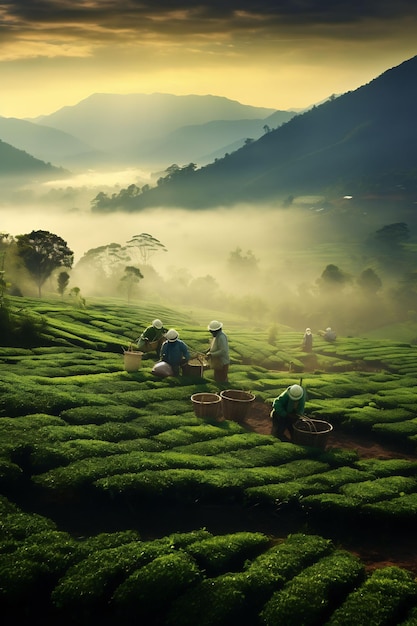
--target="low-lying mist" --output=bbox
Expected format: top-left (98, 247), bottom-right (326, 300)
top-left (2, 180), bottom-right (417, 337)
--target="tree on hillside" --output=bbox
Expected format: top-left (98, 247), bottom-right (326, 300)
top-left (120, 266), bottom-right (143, 304)
top-left (228, 247), bottom-right (259, 277)
top-left (318, 264), bottom-right (351, 292)
top-left (57, 271), bottom-right (70, 298)
top-left (16, 230), bottom-right (74, 297)
top-left (125, 233), bottom-right (167, 265)
top-left (69, 286), bottom-right (86, 309)
top-left (75, 243), bottom-right (130, 279)
top-left (357, 268), bottom-right (382, 294)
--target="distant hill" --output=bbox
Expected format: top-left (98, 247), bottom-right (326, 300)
top-left (112, 55), bottom-right (417, 209)
top-left (0, 139), bottom-right (67, 178)
top-left (136, 112), bottom-right (296, 166)
top-left (30, 93), bottom-right (278, 167)
top-left (0, 117), bottom-right (100, 170)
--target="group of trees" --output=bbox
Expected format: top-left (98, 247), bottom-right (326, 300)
top-left (0, 230), bottom-right (168, 307)
top-left (2, 220), bottom-right (416, 337)
top-left (90, 163), bottom-right (200, 212)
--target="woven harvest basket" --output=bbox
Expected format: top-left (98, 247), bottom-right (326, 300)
top-left (293, 417), bottom-right (333, 449)
top-left (191, 393), bottom-right (222, 420)
top-left (220, 389), bottom-right (255, 422)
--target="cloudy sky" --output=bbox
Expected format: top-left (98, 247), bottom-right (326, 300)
top-left (1, 0), bottom-right (416, 118)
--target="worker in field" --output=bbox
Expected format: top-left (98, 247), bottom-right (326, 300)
top-left (302, 327), bottom-right (313, 352)
top-left (137, 318), bottom-right (167, 356)
top-left (159, 329), bottom-right (190, 376)
top-left (270, 383), bottom-right (306, 442)
top-left (319, 327), bottom-right (337, 342)
top-left (206, 320), bottom-right (230, 384)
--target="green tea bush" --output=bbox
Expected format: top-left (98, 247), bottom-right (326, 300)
top-left (0, 456), bottom-right (23, 488)
top-left (0, 530), bottom-right (82, 605)
top-left (326, 566), bottom-right (417, 625)
top-left (301, 493), bottom-right (362, 518)
top-left (52, 531), bottom-right (210, 617)
top-left (354, 458), bottom-right (417, 477)
top-left (111, 552), bottom-right (202, 623)
top-left (217, 441), bottom-right (310, 467)
top-left (372, 419), bottom-right (417, 445)
top-left (51, 539), bottom-right (173, 613)
top-left (29, 439), bottom-right (132, 471)
top-left (60, 404), bottom-right (142, 425)
top-left (340, 475), bottom-right (417, 503)
top-left (245, 466), bottom-right (368, 509)
top-left (154, 424), bottom-right (234, 448)
top-left (80, 530), bottom-right (141, 552)
top-left (0, 511), bottom-right (56, 541)
top-left (172, 432), bottom-right (275, 456)
top-left (260, 550), bottom-right (364, 626)
top-left (35, 449), bottom-right (243, 494)
top-left (184, 532), bottom-right (270, 576)
top-left (362, 492), bottom-right (417, 521)
top-left (165, 574), bottom-right (247, 626)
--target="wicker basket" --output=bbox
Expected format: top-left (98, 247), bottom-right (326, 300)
top-left (123, 346), bottom-right (143, 372)
top-left (182, 356), bottom-right (209, 378)
top-left (191, 393), bottom-right (222, 420)
top-left (220, 389), bottom-right (255, 422)
top-left (293, 417), bottom-right (333, 449)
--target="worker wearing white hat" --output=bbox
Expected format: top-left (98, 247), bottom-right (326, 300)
top-left (302, 327), bottom-right (313, 352)
top-left (270, 383), bottom-right (306, 442)
top-left (136, 318), bottom-right (167, 355)
top-left (206, 320), bottom-right (230, 384)
top-left (159, 329), bottom-right (190, 376)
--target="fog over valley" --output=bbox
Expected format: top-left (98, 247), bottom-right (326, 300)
top-left (2, 174), bottom-right (417, 340)
top-left (2, 56), bottom-right (417, 338)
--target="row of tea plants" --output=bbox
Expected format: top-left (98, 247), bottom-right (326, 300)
top-left (1, 295), bottom-right (417, 624)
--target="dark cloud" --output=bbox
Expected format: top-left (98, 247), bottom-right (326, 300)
top-left (2, 1), bottom-right (417, 34)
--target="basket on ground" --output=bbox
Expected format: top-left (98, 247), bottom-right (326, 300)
top-left (123, 348), bottom-right (143, 372)
top-left (191, 393), bottom-right (222, 420)
top-left (293, 417), bottom-right (333, 449)
top-left (182, 355), bottom-right (209, 378)
top-left (220, 389), bottom-right (255, 422)
top-left (141, 339), bottom-right (159, 353)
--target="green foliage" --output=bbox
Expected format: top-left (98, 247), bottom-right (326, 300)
top-left (340, 475), bottom-right (417, 503)
top-left (60, 404), bottom-right (142, 425)
top-left (111, 552), bottom-right (202, 621)
top-left (0, 305), bottom-right (46, 347)
top-left (165, 574), bottom-right (247, 626)
top-left (326, 566), bottom-right (417, 625)
top-left (3, 296), bottom-right (417, 621)
top-left (240, 533), bottom-right (334, 615)
top-left (0, 511), bottom-right (56, 542)
top-left (260, 550), bottom-right (364, 626)
top-left (15, 230), bottom-right (73, 297)
top-left (185, 532), bottom-right (270, 576)
top-left (52, 530), bottom-right (209, 616)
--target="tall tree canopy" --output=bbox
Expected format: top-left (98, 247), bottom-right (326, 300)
top-left (16, 230), bottom-right (74, 297)
top-left (126, 233), bottom-right (167, 265)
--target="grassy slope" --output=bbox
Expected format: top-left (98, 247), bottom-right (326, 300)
top-left (1, 295), bottom-right (417, 624)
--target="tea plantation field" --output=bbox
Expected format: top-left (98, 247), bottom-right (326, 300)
top-left (1, 296), bottom-right (417, 625)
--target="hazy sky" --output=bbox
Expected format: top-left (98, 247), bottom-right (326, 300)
top-left (1, 1), bottom-right (416, 118)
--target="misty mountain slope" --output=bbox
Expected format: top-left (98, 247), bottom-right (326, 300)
top-left (138, 111), bottom-right (296, 166)
top-left (30, 93), bottom-right (276, 164)
top-left (122, 54), bottom-right (417, 209)
top-left (0, 139), bottom-right (67, 177)
top-left (0, 116), bottom-right (97, 168)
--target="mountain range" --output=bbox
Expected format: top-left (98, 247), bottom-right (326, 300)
top-left (1, 55), bottom-right (416, 209)
top-left (116, 54), bottom-right (417, 210)
top-left (0, 139), bottom-right (66, 179)
top-left (0, 94), bottom-right (292, 173)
